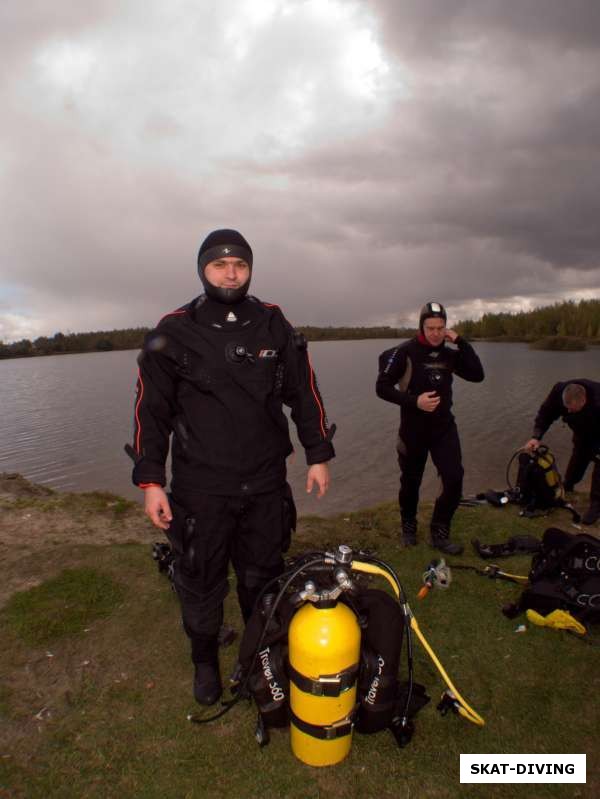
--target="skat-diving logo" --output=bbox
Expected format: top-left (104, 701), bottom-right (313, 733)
top-left (258, 349), bottom-right (278, 359)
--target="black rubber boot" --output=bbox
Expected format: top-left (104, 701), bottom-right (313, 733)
top-left (194, 660), bottom-right (222, 706)
top-left (430, 523), bottom-right (463, 556)
top-left (581, 503), bottom-right (600, 526)
top-left (401, 517), bottom-right (418, 546)
top-left (192, 635), bottom-right (222, 706)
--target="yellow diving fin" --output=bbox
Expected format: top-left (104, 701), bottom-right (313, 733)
top-left (526, 608), bottom-right (587, 635)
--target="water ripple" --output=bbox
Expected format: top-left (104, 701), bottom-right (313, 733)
top-left (2, 344), bottom-right (599, 514)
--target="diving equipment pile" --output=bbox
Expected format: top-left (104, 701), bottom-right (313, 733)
top-left (461, 445), bottom-right (580, 522)
top-left (509, 445), bottom-right (580, 521)
top-left (503, 528), bottom-right (600, 624)
top-left (215, 544), bottom-right (484, 766)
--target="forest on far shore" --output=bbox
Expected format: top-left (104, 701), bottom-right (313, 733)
top-left (454, 298), bottom-right (600, 342)
top-left (1, 298), bottom-right (599, 359)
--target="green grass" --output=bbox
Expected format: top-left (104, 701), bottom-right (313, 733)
top-left (0, 486), bottom-right (138, 516)
top-left (0, 503), bottom-right (597, 798)
top-left (2, 568), bottom-right (125, 645)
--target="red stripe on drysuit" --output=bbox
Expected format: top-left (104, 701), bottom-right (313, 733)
top-left (134, 369), bottom-right (144, 453)
top-left (307, 351), bottom-right (327, 439)
top-left (134, 307), bottom-right (186, 453)
top-left (158, 308), bottom-right (187, 324)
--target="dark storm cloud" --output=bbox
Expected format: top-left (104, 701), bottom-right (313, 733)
top-left (1, 0), bottom-right (599, 340)
top-left (367, 0), bottom-right (600, 57)
top-left (233, 0), bottom-right (600, 319)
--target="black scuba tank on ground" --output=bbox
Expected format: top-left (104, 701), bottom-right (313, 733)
top-left (505, 528), bottom-right (600, 623)
top-left (506, 445), bottom-right (580, 522)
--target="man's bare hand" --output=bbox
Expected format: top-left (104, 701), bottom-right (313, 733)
top-left (144, 485), bottom-right (172, 530)
top-left (417, 391), bottom-right (441, 412)
top-left (306, 463), bottom-right (330, 498)
top-left (524, 438), bottom-right (540, 452)
top-left (445, 328), bottom-right (459, 343)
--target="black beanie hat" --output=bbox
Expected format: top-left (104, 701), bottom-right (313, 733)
top-left (197, 229), bottom-right (253, 273)
top-left (419, 301), bottom-right (447, 332)
top-left (197, 229), bottom-right (253, 304)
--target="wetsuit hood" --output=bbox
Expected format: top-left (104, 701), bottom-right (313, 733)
top-left (197, 228), bottom-right (253, 305)
top-left (419, 301), bottom-right (447, 333)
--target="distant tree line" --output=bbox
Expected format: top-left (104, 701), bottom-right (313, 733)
top-left (455, 299), bottom-right (600, 342)
top-left (3, 298), bottom-right (598, 360)
top-left (0, 325), bottom-right (414, 360)
top-left (0, 328), bottom-right (148, 360)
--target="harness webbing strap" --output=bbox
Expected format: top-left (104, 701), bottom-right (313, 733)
top-left (290, 709), bottom-right (354, 740)
top-left (287, 662), bottom-right (358, 697)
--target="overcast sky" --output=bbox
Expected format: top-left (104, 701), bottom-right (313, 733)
top-left (2, 0), bottom-right (600, 342)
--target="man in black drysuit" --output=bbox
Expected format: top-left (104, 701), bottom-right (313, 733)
top-left (376, 302), bottom-right (484, 554)
top-left (128, 229), bottom-right (335, 705)
top-left (524, 380), bottom-right (600, 525)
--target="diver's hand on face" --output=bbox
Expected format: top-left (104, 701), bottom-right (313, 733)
top-left (417, 391), bottom-right (440, 412)
top-left (444, 329), bottom-right (459, 343)
top-left (306, 463), bottom-right (330, 498)
top-left (143, 485), bottom-right (173, 530)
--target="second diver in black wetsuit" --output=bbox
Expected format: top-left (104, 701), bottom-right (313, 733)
top-left (376, 302), bottom-right (484, 554)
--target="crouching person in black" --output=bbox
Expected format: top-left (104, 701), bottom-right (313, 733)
top-left (128, 229), bottom-right (335, 705)
top-left (524, 380), bottom-right (600, 525)
top-left (376, 302), bottom-right (484, 554)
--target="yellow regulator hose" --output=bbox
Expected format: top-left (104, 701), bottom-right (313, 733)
top-left (353, 560), bottom-right (485, 727)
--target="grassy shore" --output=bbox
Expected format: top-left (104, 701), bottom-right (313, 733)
top-left (0, 474), bottom-right (598, 798)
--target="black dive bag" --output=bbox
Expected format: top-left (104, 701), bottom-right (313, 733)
top-left (512, 528), bottom-right (600, 623)
top-left (237, 592), bottom-right (295, 732)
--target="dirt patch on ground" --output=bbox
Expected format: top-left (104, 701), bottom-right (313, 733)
top-left (0, 473), bottom-right (157, 607)
top-left (0, 473), bottom-right (323, 609)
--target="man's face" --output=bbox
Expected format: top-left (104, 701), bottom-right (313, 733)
top-left (423, 317), bottom-right (446, 347)
top-left (204, 257), bottom-right (250, 289)
top-left (565, 397), bottom-right (586, 414)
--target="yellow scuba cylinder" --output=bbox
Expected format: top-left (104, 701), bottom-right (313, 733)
top-left (288, 600), bottom-right (361, 767)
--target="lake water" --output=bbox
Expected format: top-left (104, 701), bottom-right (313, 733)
top-left (1, 341), bottom-right (598, 516)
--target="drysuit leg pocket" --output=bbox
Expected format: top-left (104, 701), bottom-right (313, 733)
top-left (281, 483), bottom-right (297, 554)
top-left (166, 495), bottom-right (206, 580)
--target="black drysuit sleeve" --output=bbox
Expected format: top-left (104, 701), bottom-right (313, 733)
top-left (532, 383), bottom-right (564, 440)
top-left (129, 333), bottom-right (179, 487)
top-left (452, 336), bottom-right (485, 382)
top-left (277, 314), bottom-right (335, 465)
top-left (375, 345), bottom-right (419, 409)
